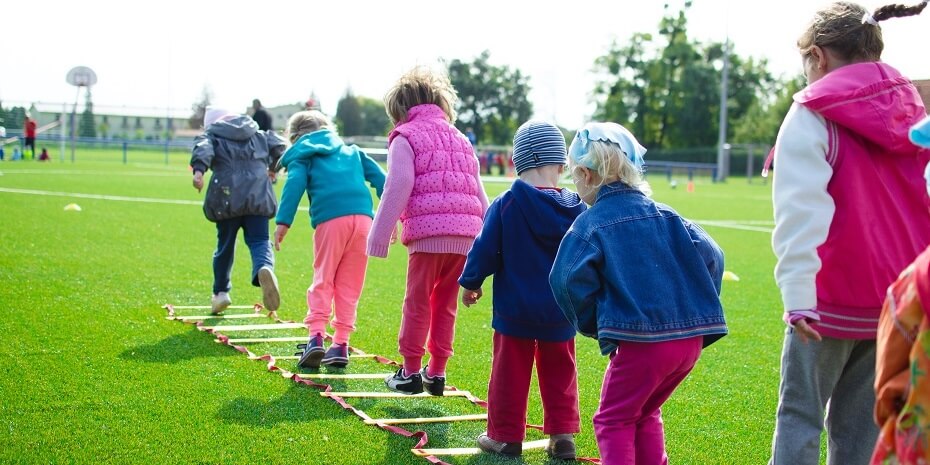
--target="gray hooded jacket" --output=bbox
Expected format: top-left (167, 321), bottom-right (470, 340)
top-left (190, 115), bottom-right (286, 222)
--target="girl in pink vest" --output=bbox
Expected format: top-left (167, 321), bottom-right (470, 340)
top-left (368, 66), bottom-right (489, 395)
top-left (769, 2), bottom-right (930, 464)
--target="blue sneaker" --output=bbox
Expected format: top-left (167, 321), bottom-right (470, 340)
top-left (321, 343), bottom-right (349, 368)
top-left (296, 333), bottom-right (325, 368)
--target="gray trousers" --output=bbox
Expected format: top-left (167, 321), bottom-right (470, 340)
top-left (769, 329), bottom-right (878, 465)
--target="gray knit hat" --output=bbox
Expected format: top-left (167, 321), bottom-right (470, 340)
top-left (512, 120), bottom-right (567, 175)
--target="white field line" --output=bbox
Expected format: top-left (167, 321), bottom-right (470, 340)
top-left (696, 220), bottom-right (773, 233)
top-left (0, 169), bottom-right (184, 177)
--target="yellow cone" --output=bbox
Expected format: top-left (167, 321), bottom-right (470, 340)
top-left (63, 203), bottom-right (82, 212)
top-left (722, 271), bottom-right (740, 281)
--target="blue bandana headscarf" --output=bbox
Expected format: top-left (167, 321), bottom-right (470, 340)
top-left (568, 122), bottom-right (646, 171)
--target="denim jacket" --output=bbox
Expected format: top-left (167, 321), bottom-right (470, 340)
top-left (549, 182), bottom-right (727, 355)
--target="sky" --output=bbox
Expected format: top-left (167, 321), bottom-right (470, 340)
top-left (2, 0), bottom-right (929, 129)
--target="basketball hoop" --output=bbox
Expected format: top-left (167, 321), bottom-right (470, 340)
top-left (66, 66), bottom-right (97, 87)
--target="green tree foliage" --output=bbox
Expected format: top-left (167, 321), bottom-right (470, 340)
top-left (358, 96), bottom-right (391, 136)
top-left (592, 2), bottom-right (775, 149)
top-left (189, 86), bottom-right (213, 129)
top-left (447, 51), bottom-right (533, 145)
top-left (79, 90), bottom-right (96, 138)
top-left (336, 89), bottom-right (363, 137)
top-left (732, 74), bottom-right (806, 145)
top-left (5, 106), bottom-right (26, 130)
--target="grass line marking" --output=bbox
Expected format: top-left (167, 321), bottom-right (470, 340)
top-left (412, 439), bottom-right (549, 456)
top-left (322, 391), bottom-right (472, 399)
top-left (167, 314), bottom-right (265, 321)
top-left (247, 354), bottom-right (378, 360)
top-left (201, 322), bottom-right (305, 332)
top-left (365, 413), bottom-right (487, 425)
top-left (294, 373), bottom-right (393, 380)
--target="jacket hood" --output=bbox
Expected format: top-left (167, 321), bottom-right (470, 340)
top-left (510, 179), bottom-right (586, 246)
top-left (794, 62), bottom-right (926, 155)
top-left (206, 115), bottom-right (259, 141)
top-left (280, 129), bottom-right (346, 169)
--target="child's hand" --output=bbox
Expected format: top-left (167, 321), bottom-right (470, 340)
top-left (794, 319), bottom-right (822, 343)
top-left (267, 169), bottom-right (277, 183)
top-left (274, 224), bottom-right (289, 251)
top-left (391, 224), bottom-right (399, 244)
top-left (461, 288), bottom-right (482, 307)
top-left (192, 172), bottom-right (204, 192)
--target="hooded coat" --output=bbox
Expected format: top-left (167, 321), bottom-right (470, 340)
top-left (459, 179), bottom-right (587, 341)
top-left (190, 115), bottom-right (286, 222)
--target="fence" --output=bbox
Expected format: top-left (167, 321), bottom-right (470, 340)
top-left (1, 128), bottom-right (194, 164)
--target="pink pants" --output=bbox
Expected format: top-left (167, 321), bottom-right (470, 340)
top-left (304, 215), bottom-right (371, 345)
top-left (487, 331), bottom-right (580, 442)
top-left (594, 337), bottom-right (702, 465)
top-left (398, 252), bottom-right (466, 374)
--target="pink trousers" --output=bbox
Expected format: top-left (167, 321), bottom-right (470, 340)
top-left (594, 337), bottom-right (702, 465)
top-left (487, 331), bottom-right (580, 442)
top-left (398, 252), bottom-right (466, 375)
top-left (304, 215), bottom-right (371, 345)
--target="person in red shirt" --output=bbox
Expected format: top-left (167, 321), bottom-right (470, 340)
top-left (23, 115), bottom-right (37, 160)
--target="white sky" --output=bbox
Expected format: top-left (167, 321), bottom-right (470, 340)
top-left (1, 0), bottom-right (928, 129)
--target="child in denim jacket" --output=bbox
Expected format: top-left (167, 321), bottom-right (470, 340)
top-left (549, 122), bottom-right (727, 464)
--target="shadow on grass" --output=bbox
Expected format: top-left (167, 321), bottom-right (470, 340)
top-left (118, 327), bottom-right (236, 363)
top-left (215, 382), bottom-right (350, 427)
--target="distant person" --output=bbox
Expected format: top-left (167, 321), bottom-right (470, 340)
top-left (368, 66), bottom-right (489, 395)
top-left (460, 121), bottom-right (586, 460)
top-left (251, 99), bottom-right (273, 131)
top-left (23, 114), bottom-right (37, 160)
top-left (38, 147), bottom-right (50, 162)
top-left (190, 106), bottom-right (286, 315)
top-left (11, 147), bottom-right (21, 161)
top-left (275, 110), bottom-right (386, 369)
top-left (0, 126), bottom-right (5, 161)
top-left (465, 127), bottom-right (477, 148)
top-left (872, 116), bottom-right (930, 465)
top-left (768, 2), bottom-right (930, 464)
top-left (550, 122), bottom-right (727, 465)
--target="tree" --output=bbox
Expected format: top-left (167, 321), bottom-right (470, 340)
top-left (732, 74), bottom-right (806, 145)
top-left (592, 2), bottom-right (775, 149)
top-left (79, 90), bottom-right (96, 138)
top-left (335, 89), bottom-right (363, 137)
top-left (358, 97), bottom-right (391, 136)
top-left (447, 50), bottom-right (533, 145)
top-left (189, 86), bottom-right (213, 129)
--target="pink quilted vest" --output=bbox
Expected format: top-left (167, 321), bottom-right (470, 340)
top-left (796, 62), bottom-right (930, 339)
top-left (388, 104), bottom-right (483, 244)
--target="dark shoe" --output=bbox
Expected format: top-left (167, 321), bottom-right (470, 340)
top-left (546, 436), bottom-right (576, 460)
top-left (477, 432), bottom-right (521, 457)
top-left (257, 266), bottom-right (280, 311)
top-left (321, 343), bottom-right (349, 368)
top-left (296, 333), bottom-right (325, 368)
top-left (384, 368), bottom-right (423, 394)
top-left (420, 366), bottom-right (445, 396)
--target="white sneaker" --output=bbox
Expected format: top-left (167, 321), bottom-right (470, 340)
top-left (257, 266), bottom-right (280, 311)
top-left (211, 292), bottom-right (231, 315)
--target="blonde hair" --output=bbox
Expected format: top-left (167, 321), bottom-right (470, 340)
top-left (286, 110), bottom-right (334, 143)
top-left (384, 66), bottom-right (458, 125)
top-left (798, 1), bottom-right (926, 62)
top-left (570, 140), bottom-right (652, 196)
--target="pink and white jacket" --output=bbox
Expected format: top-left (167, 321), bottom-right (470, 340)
top-left (772, 62), bottom-right (930, 339)
top-left (367, 104), bottom-right (488, 257)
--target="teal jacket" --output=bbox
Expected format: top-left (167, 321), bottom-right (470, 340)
top-left (276, 129), bottom-right (386, 228)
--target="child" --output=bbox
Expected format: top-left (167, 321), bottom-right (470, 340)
top-left (190, 106), bottom-right (286, 315)
top-left (459, 121), bottom-right (586, 460)
top-left (38, 147), bottom-right (50, 162)
top-left (549, 122), bottom-right (727, 464)
top-left (768, 3), bottom-right (930, 464)
top-left (274, 111), bottom-right (386, 369)
top-left (367, 66), bottom-right (489, 395)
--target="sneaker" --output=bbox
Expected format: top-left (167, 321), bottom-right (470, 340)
top-left (321, 343), bottom-right (349, 368)
top-left (384, 368), bottom-right (423, 394)
top-left (546, 435), bottom-right (576, 460)
top-left (477, 432), bottom-right (522, 457)
top-left (211, 292), bottom-right (231, 315)
top-left (257, 266), bottom-right (280, 311)
top-left (420, 366), bottom-right (445, 396)
top-left (296, 333), bottom-right (325, 368)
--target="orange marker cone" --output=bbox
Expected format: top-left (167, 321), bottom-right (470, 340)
top-left (686, 181), bottom-right (695, 193)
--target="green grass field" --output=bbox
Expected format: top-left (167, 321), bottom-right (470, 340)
top-left (0, 149), bottom-right (789, 464)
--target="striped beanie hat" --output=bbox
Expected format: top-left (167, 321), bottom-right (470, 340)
top-left (512, 120), bottom-right (567, 175)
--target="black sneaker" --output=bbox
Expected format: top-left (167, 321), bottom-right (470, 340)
top-left (420, 366), bottom-right (445, 396)
top-left (477, 432), bottom-right (522, 457)
top-left (296, 333), bottom-right (325, 368)
top-left (384, 368), bottom-right (423, 394)
top-left (321, 343), bottom-right (349, 368)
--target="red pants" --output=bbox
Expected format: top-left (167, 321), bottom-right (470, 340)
top-left (487, 331), bottom-right (580, 442)
top-left (398, 253), bottom-right (466, 373)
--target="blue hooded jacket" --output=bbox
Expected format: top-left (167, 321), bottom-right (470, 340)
top-left (276, 129), bottom-right (385, 228)
top-left (459, 179), bottom-right (587, 341)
